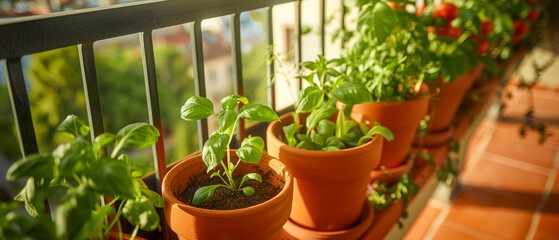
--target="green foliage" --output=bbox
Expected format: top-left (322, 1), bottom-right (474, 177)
top-left (281, 56), bottom-right (393, 151)
top-left (368, 174), bottom-right (419, 227)
top-left (5, 115), bottom-right (163, 239)
top-left (180, 95), bottom-right (278, 205)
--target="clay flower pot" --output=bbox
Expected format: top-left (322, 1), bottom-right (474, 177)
top-left (162, 151), bottom-right (293, 240)
top-left (427, 63), bottom-right (484, 132)
top-left (348, 96), bottom-right (429, 169)
top-left (370, 157), bottom-right (414, 185)
top-left (266, 113), bottom-right (382, 231)
top-left (281, 200), bottom-right (374, 240)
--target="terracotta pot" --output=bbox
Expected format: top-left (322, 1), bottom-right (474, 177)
top-left (428, 63), bottom-right (484, 132)
top-left (107, 232), bottom-right (147, 240)
top-left (266, 113), bottom-right (382, 231)
top-left (348, 96), bottom-right (429, 169)
top-left (281, 200), bottom-right (374, 240)
top-left (370, 157), bottom-right (414, 185)
top-left (413, 125), bottom-right (454, 148)
top-left (162, 151), bottom-right (293, 240)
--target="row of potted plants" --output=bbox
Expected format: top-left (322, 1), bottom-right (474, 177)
top-left (160, 0), bottom-right (548, 239)
top-left (3, 0), bottom-right (547, 239)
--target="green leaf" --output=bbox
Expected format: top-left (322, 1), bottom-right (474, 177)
top-left (53, 137), bottom-right (94, 178)
top-left (73, 204), bottom-right (114, 240)
top-left (202, 133), bottom-right (229, 172)
top-left (217, 110), bottom-right (239, 133)
top-left (241, 186), bottom-right (255, 197)
top-left (236, 136), bottom-right (265, 164)
top-left (56, 115), bottom-right (90, 139)
top-left (93, 133), bottom-right (115, 154)
top-left (317, 119), bottom-right (336, 136)
top-left (180, 96), bottom-right (215, 121)
top-left (7, 153), bottom-right (54, 180)
top-left (295, 140), bottom-right (321, 150)
top-left (359, 123), bottom-right (394, 145)
top-left (325, 136), bottom-right (345, 148)
top-left (310, 132), bottom-right (326, 146)
top-left (241, 135), bottom-right (265, 151)
top-left (123, 196), bottom-right (160, 232)
top-left (283, 123), bottom-right (302, 147)
top-left (14, 178), bottom-right (50, 217)
top-left (88, 158), bottom-right (137, 199)
top-left (295, 86), bottom-right (324, 113)
top-left (333, 82), bottom-right (372, 105)
top-left (239, 173), bottom-right (262, 189)
top-left (238, 103), bottom-right (279, 122)
top-left (112, 123), bottom-right (159, 157)
top-left (321, 146), bottom-right (341, 151)
top-left (306, 107), bottom-right (338, 134)
top-left (141, 188), bottom-right (165, 208)
top-left (54, 185), bottom-right (96, 240)
top-left (221, 94), bottom-right (249, 110)
top-left (192, 184), bottom-right (226, 205)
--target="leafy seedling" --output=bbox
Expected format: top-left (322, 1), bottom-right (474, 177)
top-left (180, 95), bottom-right (279, 205)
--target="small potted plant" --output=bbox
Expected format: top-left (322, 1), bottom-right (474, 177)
top-left (6, 115), bottom-right (164, 240)
top-left (411, 1), bottom-right (486, 145)
top-left (266, 55), bottom-right (393, 238)
top-left (338, 0), bottom-right (433, 170)
top-left (162, 95), bottom-right (293, 240)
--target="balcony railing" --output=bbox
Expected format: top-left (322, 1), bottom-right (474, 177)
top-left (0, 0), bottom-right (345, 194)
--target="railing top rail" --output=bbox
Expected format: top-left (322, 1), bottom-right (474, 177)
top-left (0, 0), bottom-right (294, 59)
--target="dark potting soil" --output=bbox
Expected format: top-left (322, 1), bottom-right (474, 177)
top-left (178, 169), bottom-right (282, 210)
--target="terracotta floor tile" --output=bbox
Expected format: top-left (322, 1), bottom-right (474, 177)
top-left (536, 213), bottom-right (559, 237)
top-left (533, 231), bottom-right (559, 240)
top-left (445, 185), bottom-right (536, 239)
top-left (461, 159), bottom-right (548, 197)
top-left (431, 222), bottom-right (484, 240)
top-left (484, 123), bottom-right (558, 168)
top-left (403, 203), bottom-right (442, 240)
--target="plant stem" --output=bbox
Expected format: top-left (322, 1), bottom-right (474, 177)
top-left (223, 118), bottom-right (241, 190)
top-left (129, 225), bottom-right (139, 240)
top-left (105, 200), bottom-right (125, 235)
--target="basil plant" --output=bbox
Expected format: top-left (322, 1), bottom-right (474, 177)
top-left (282, 56), bottom-right (394, 151)
top-left (6, 115), bottom-right (164, 240)
top-left (180, 94), bottom-right (279, 205)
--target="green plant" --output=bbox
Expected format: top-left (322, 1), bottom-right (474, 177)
top-left (367, 173), bottom-right (419, 228)
top-left (6, 115), bottom-right (164, 240)
top-left (280, 56), bottom-right (394, 151)
top-left (180, 94), bottom-right (279, 205)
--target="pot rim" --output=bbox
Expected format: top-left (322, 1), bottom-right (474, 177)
top-left (162, 151), bottom-right (293, 217)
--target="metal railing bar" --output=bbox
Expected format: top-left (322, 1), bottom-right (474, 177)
top-left (320, 0), bottom-right (326, 56)
top-left (139, 31), bottom-right (167, 191)
top-left (4, 57), bottom-right (51, 214)
top-left (265, 6), bottom-right (276, 111)
top-left (78, 43), bottom-right (105, 139)
top-left (190, 21), bottom-right (209, 149)
top-left (4, 58), bottom-right (39, 157)
top-left (230, 13), bottom-right (247, 143)
top-left (0, 0), bottom-right (295, 60)
top-left (294, 0), bottom-right (303, 91)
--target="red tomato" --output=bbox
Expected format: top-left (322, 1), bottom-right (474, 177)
top-left (433, 2), bottom-right (459, 21)
top-left (527, 9), bottom-right (539, 22)
top-left (481, 21), bottom-right (494, 35)
top-left (470, 35), bottom-right (479, 43)
top-left (387, 1), bottom-right (405, 10)
top-left (416, 4), bottom-right (427, 16)
top-left (477, 38), bottom-right (490, 56)
top-left (513, 20), bottom-right (530, 37)
top-left (436, 24), bottom-right (463, 40)
top-left (427, 26), bottom-right (435, 33)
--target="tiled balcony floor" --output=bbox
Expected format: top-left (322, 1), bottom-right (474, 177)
top-left (404, 76), bottom-right (559, 240)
